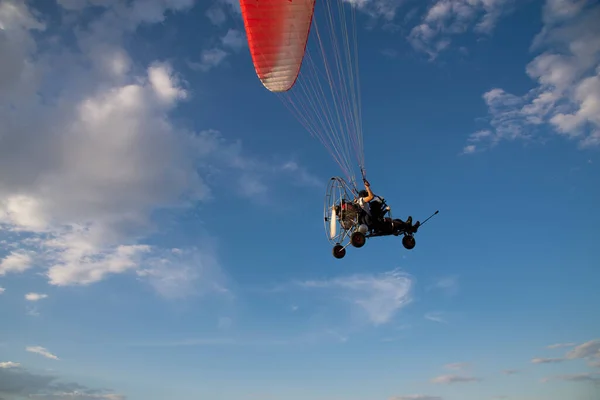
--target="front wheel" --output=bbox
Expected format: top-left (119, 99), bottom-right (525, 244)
top-left (350, 231), bottom-right (366, 248)
top-left (333, 244), bottom-right (346, 259)
top-left (402, 235), bottom-right (416, 250)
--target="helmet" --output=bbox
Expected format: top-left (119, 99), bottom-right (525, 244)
top-left (358, 190), bottom-right (368, 197)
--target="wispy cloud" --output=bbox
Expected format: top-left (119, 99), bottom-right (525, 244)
top-left (221, 29), bottom-right (245, 51)
top-left (0, 287), bottom-right (4, 294)
top-left (280, 161), bottom-right (322, 188)
top-left (0, 363), bottom-right (123, 399)
top-left (217, 317), bottom-right (233, 330)
top-left (27, 306), bottom-right (40, 317)
top-left (25, 293), bottom-right (48, 301)
top-left (430, 374), bottom-right (482, 384)
top-left (381, 48), bottom-right (399, 58)
top-left (26, 346), bottom-right (59, 360)
top-left (565, 339), bottom-right (600, 360)
top-left (502, 369), bottom-right (519, 375)
top-left (541, 372), bottom-right (600, 383)
top-left (424, 311), bottom-right (447, 324)
top-left (189, 28), bottom-right (245, 72)
top-left (136, 246), bottom-right (232, 300)
top-left (325, 329), bottom-right (349, 343)
top-left (129, 329), bottom-right (351, 348)
top-left (342, 0), bottom-right (406, 22)
top-left (531, 357), bottom-right (564, 364)
top-left (408, 0), bottom-right (518, 59)
top-left (463, 1), bottom-right (600, 153)
top-left (0, 361), bottom-right (21, 369)
top-left (547, 342), bottom-right (576, 349)
top-left (297, 268), bottom-right (414, 325)
top-left (444, 362), bottom-right (470, 371)
top-left (206, 5), bottom-right (227, 25)
top-left (429, 276), bottom-right (459, 296)
top-left (189, 48), bottom-right (228, 72)
top-left (205, 0), bottom-right (240, 21)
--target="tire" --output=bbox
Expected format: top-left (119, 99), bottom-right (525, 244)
top-left (402, 235), bottom-right (416, 250)
top-left (350, 231), bottom-right (366, 248)
top-left (332, 244), bottom-right (346, 259)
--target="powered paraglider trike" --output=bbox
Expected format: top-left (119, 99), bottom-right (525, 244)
top-left (324, 177), bottom-right (439, 259)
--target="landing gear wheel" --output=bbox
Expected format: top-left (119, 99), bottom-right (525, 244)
top-left (350, 231), bottom-right (366, 248)
top-left (332, 244), bottom-right (346, 259)
top-left (402, 235), bottom-right (416, 250)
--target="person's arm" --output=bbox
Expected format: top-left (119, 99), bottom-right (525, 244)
top-left (363, 179), bottom-right (374, 202)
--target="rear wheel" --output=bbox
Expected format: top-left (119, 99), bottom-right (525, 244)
top-left (332, 244), bottom-right (346, 259)
top-left (402, 235), bottom-right (416, 250)
top-left (350, 231), bottom-right (366, 248)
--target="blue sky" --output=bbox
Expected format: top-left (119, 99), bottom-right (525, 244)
top-left (1, 0), bottom-right (599, 399)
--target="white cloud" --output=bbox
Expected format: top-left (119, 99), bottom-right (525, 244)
top-left (1, 0), bottom-right (316, 295)
top-left (390, 396), bottom-right (442, 400)
top-left (461, 144), bottom-right (476, 154)
top-left (26, 346), bottom-right (59, 360)
top-left (0, 251), bottom-right (33, 276)
top-left (0, 197), bottom-right (48, 232)
top-left (46, 240), bottom-right (151, 287)
top-left (25, 293), bottom-right (48, 301)
top-left (430, 374), bottom-right (482, 384)
top-left (0, 287), bottom-right (4, 294)
top-left (148, 62), bottom-right (187, 104)
top-left (408, 0), bottom-right (517, 59)
top-left (298, 269), bottom-right (414, 325)
top-left (0, 361), bottom-right (20, 368)
top-left (531, 357), bottom-right (565, 364)
top-left (464, 1), bottom-right (600, 152)
top-left (0, 1), bottom-right (213, 290)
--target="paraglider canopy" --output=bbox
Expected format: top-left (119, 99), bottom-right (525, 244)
top-left (239, 0), bottom-right (315, 93)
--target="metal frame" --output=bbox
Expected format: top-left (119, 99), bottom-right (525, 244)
top-left (323, 176), bottom-right (357, 247)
